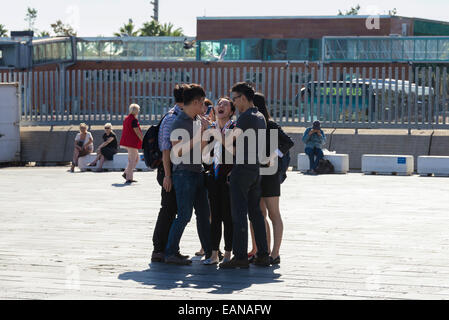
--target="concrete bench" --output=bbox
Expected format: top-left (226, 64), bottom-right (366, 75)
top-left (417, 156), bottom-right (449, 177)
top-left (362, 154), bottom-right (414, 175)
top-left (297, 153), bottom-right (349, 173)
top-left (78, 153), bottom-right (150, 172)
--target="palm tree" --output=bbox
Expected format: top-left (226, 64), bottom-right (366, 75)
top-left (114, 19), bottom-right (139, 37)
top-left (139, 20), bottom-right (161, 36)
top-left (0, 24), bottom-right (8, 37)
top-left (158, 22), bottom-right (184, 36)
top-left (38, 31), bottom-right (50, 38)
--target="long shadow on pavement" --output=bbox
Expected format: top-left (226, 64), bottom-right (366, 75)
top-left (118, 261), bottom-right (282, 295)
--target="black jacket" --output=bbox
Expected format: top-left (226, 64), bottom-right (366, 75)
top-left (266, 120), bottom-right (294, 156)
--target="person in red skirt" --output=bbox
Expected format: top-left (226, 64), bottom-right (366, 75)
top-left (120, 104), bottom-right (143, 184)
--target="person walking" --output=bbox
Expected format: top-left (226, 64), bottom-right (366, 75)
top-left (219, 82), bottom-right (270, 269)
top-left (119, 104), bottom-right (143, 184)
top-left (303, 120), bottom-right (326, 174)
top-left (151, 84), bottom-right (186, 263)
top-left (248, 92), bottom-right (294, 265)
top-left (164, 84), bottom-right (212, 265)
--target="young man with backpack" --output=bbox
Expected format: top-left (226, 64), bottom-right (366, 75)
top-left (150, 84), bottom-right (187, 263)
top-left (164, 83), bottom-right (212, 265)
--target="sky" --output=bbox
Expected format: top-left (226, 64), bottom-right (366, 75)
top-left (1, 0), bottom-right (449, 37)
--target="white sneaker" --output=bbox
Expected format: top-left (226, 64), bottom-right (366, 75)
top-left (203, 257), bottom-right (219, 265)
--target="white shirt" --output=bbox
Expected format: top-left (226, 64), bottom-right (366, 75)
top-left (75, 132), bottom-right (94, 152)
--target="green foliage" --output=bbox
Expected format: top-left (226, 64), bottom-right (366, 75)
top-left (158, 22), bottom-right (184, 37)
top-left (25, 7), bottom-right (38, 31)
top-left (51, 20), bottom-right (77, 36)
top-left (338, 4), bottom-right (360, 16)
top-left (0, 24), bottom-right (8, 37)
top-left (114, 19), bottom-right (139, 37)
top-left (139, 20), bottom-right (161, 36)
top-left (38, 31), bottom-right (50, 38)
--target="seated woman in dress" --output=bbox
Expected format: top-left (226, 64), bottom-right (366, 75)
top-left (88, 123), bottom-right (118, 172)
top-left (71, 123), bottom-right (94, 172)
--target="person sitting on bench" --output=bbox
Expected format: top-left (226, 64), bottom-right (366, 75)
top-left (302, 121), bottom-right (326, 175)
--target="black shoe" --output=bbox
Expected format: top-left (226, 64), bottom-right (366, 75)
top-left (219, 257), bottom-right (249, 269)
top-left (175, 252), bottom-right (189, 260)
top-left (151, 251), bottom-right (165, 263)
top-left (248, 255), bottom-right (256, 264)
top-left (253, 255), bottom-right (271, 267)
top-left (165, 254), bottom-right (192, 265)
top-left (122, 173), bottom-right (127, 180)
top-left (270, 256), bottom-right (280, 265)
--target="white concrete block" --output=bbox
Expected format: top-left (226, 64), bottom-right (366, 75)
top-left (417, 156), bottom-right (449, 176)
top-left (362, 154), bottom-right (414, 175)
top-left (297, 153), bottom-right (349, 173)
top-left (78, 153), bottom-right (149, 171)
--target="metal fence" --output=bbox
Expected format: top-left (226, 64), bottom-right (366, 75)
top-left (2, 66), bottom-right (449, 129)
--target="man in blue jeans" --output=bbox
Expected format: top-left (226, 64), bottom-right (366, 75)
top-left (302, 121), bottom-right (326, 174)
top-left (219, 82), bottom-right (270, 269)
top-left (165, 84), bottom-right (212, 265)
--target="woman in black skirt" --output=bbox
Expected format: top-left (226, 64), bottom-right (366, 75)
top-left (88, 123), bottom-right (118, 172)
top-left (248, 92), bottom-right (294, 265)
top-left (202, 97), bottom-right (236, 265)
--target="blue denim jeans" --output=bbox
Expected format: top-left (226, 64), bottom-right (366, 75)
top-left (229, 166), bottom-right (269, 260)
top-left (305, 147), bottom-right (324, 170)
top-left (165, 170), bottom-right (211, 258)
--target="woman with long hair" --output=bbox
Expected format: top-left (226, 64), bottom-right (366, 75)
top-left (249, 92), bottom-right (294, 265)
top-left (203, 97), bottom-right (236, 265)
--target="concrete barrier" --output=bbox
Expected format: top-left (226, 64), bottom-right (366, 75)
top-left (417, 156), bottom-right (449, 177)
top-left (330, 129), bottom-right (432, 170)
top-left (19, 125), bottom-right (449, 171)
top-left (78, 153), bottom-right (149, 171)
top-left (297, 153), bottom-right (349, 173)
top-left (362, 154), bottom-right (414, 175)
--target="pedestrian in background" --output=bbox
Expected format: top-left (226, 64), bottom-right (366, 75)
top-left (119, 104), bottom-right (143, 184)
top-left (71, 123), bottom-right (93, 172)
top-left (88, 123), bottom-right (118, 172)
top-left (302, 120), bottom-right (326, 175)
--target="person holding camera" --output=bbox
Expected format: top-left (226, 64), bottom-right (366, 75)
top-left (302, 120), bottom-right (326, 175)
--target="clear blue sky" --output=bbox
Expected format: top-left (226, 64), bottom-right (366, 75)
top-left (2, 0), bottom-right (449, 37)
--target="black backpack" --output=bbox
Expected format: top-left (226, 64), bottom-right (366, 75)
top-left (142, 110), bottom-right (178, 169)
top-left (315, 159), bottom-right (335, 174)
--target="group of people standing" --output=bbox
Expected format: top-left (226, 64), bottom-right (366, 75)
top-left (70, 81), bottom-right (323, 269)
top-left (151, 82), bottom-right (294, 268)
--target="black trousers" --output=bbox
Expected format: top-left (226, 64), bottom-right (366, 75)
top-left (206, 173), bottom-right (233, 252)
top-left (152, 166), bottom-right (177, 253)
top-left (229, 166), bottom-right (268, 260)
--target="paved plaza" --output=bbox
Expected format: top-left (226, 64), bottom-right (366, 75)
top-left (1, 167), bottom-right (449, 299)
